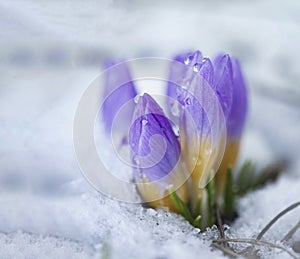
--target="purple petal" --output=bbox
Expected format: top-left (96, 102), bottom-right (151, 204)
top-left (166, 50), bottom-right (195, 102)
top-left (199, 58), bottom-right (214, 86)
top-left (166, 51), bottom-right (206, 126)
top-left (173, 50), bottom-right (194, 63)
top-left (129, 94), bottom-right (181, 182)
top-left (177, 75), bottom-right (227, 188)
top-left (101, 60), bottom-right (137, 133)
top-left (185, 50), bottom-right (203, 67)
top-left (226, 59), bottom-right (248, 138)
top-left (167, 51), bottom-right (218, 137)
top-left (177, 87), bottom-right (210, 136)
top-left (213, 54), bottom-right (233, 118)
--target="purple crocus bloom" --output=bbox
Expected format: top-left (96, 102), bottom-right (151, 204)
top-left (129, 93), bottom-right (188, 208)
top-left (167, 50), bottom-right (202, 102)
top-left (226, 58), bottom-right (248, 139)
top-left (129, 93), bottom-right (181, 183)
top-left (167, 50), bottom-right (247, 192)
top-left (167, 51), bottom-right (235, 128)
top-left (166, 51), bottom-right (227, 199)
top-left (213, 54), bottom-right (234, 119)
top-left (213, 55), bottom-right (248, 195)
top-left (101, 60), bottom-right (137, 134)
top-left (167, 50), bottom-right (247, 144)
top-left (99, 51), bottom-right (247, 212)
top-left (167, 51), bottom-right (212, 137)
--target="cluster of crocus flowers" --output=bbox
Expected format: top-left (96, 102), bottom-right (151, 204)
top-left (101, 50), bottom-right (247, 227)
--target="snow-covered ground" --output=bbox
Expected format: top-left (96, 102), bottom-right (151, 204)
top-left (0, 0), bottom-right (299, 258)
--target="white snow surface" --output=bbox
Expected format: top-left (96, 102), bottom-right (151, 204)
top-left (0, 0), bottom-right (300, 258)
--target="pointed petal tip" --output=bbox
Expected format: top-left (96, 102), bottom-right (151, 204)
top-left (134, 93), bottom-right (164, 122)
top-left (172, 50), bottom-right (203, 66)
top-left (214, 53), bottom-right (232, 66)
top-left (199, 57), bottom-right (214, 86)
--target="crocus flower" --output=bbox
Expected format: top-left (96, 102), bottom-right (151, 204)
top-left (100, 51), bottom-right (247, 223)
top-left (129, 93), bottom-right (188, 211)
top-left (101, 60), bottom-right (137, 140)
top-left (167, 51), bottom-right (248, 199)
top-left (214, 57), bottom-right (248, 196)
top-left (212, 54), bottom-right (234, 119)
top-left (167, 51), bottom-right (227, 209)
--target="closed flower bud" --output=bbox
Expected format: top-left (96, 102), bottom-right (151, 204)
top-left (129, 93), bottom-right (188, 211)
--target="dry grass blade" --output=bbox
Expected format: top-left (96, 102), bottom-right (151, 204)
top-left (213, 238), bottom-right (298, 259)
top-left (211, 243), bottom-right (240, 258)
top-left (215, 202), bottom-right (225, 239)
top-left (257, 202), bottom-right (300, 240)
top-left (282, 220), bottom-right (300, 242)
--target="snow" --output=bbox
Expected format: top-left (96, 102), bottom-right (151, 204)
top-left (0, 0), bottom-right (299, 258)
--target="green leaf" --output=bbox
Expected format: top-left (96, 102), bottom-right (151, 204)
top-left (235, 160), bottom-right (286, 197)
top-left (252, 161), bottom-right (286, 189)
top-left (193, 215), bottom-right (202, 228)
top-left (194, 196), bottom-right (202, 217)
top-left (224, 168), bottom-right (235, 215)
top-left (206, 177), bottom-right (215, 226)
top-left (169, 185), bottom-right (194, 224)
top-left (236, 160), bottom-right (256, 195)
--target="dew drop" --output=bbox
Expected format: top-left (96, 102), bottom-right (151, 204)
top-left (172, 124), bottom-right (180, 136)
top-left (181, 84), bottom-right (187, 89)
top-left (193, 63), bottom-right (200, 72)
top-left (171, 102), bottom-right (180, 117)
top-left (142, 119), bottom-right (148, 125)
top-left (134, 95), bottom-right (140, 104)
top-left (184, 56), bottom-right (191, 65)
top-left (185, 97), bottom-right (191, 105)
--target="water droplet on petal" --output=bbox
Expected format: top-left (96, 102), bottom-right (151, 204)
top-left (134, 95), bottom-right (140, 104)
top-left (185, 97), bottom-right (191, 105)
top-left (171, 102), bottom-right (180, 117)
top-left (172, 123), bottom-right (180, 136)
top-left (184, 56), bottom-right (191, 65)
top-left (142, 119), bottom-right (148, 125)
top-left (193, 63), bottom-right (200, 72)
top-left (181, 84), bottom-right (187, 89)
